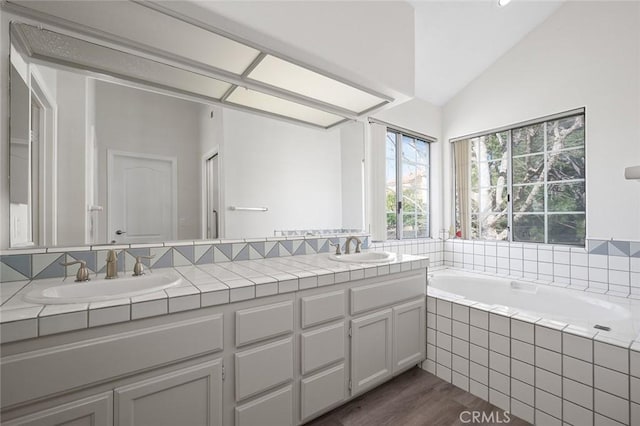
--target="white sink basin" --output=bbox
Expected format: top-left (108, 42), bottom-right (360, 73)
top-left (23, 273), bottom-right (182, 304)
top-left (329, 251), bottom-right (397, 264)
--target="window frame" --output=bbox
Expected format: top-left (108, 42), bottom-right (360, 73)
top-left (451, 108), bottom-right (586, 246)
top-left (385, 128), bottom-right (432, 240)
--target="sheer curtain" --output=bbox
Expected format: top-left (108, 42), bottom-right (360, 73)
top-left (453, 140), bottom-right (471, 239)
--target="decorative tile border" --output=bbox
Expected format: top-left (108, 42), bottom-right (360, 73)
top-left (0, 235), bottom-right (370, 283)
top-left (444, 239), bottom-right (640, 299)
top-left (424, 292), bottom-right (640, 426)
top-left (273, 228), bottom-right (365, 237)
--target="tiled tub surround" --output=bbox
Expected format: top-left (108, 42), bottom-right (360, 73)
top-left (424, 271), bottom-right (640, 425)
top-left (444, 239), bottom-right (640, 298)
top-left (369, 238), bottom-right (444, 266)
top-left (0, 252), bottom-right (428, 344)
top-left (0, 234), bottom-right (370, 283)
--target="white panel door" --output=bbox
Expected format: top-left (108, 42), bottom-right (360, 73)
top-left (108, 151), bottom-right (176, 244)
top-left (350, 309), bottom-right (392, 395)
top-left (392, 298), bottom-right (426, 373)
top-left (115, 359), bottom-right (222, 426)
top-left (3, 392), bottom-right (113, 426)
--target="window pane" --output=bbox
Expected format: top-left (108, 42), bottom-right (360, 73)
top-left (478, 160), bottom-right (507, 186)
top-left (479, 186), bottom-right (508, 213)
top-left (402, 136), bottom-right (417, 163)
top-left (547, 149), bottom-right (585, 181)
top-left (480, 213), bottom-right (508, 240)
top-left (386, 132), bottom-right (397, 238)
top-left (401, 137), bottom-right (428, 239)
top-left (513, 214), bottom-right (545, 243)
top-left (548, 214), bottom-right (585, 245)
top-left (548, 181), bottom-right (585, 212)
top-left (472, 133), bottom-right (507, 163)
top-left (547, 115), bottom-right (584, 150)
top-left (416, 139), bottom-right (429, 165)
top-left (512, 183), bottom-right (545, 213)
top-left (470, 214), bottom-right (479, 239)
top-left (513, 154), bottom-right (544, 184)
top-left (386, 213), bottom-right (396, 240)
top-left (512, 123), bottom-right (544, 156)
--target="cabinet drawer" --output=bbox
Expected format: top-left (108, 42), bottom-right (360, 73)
top-left (301, 323), bottom-right (345, 375)
top-left (236, 301), bottom-right (293, 347)
top-left (235, 385), bottom-right (293, 426)
top-left (235, 337), bottom-right (293, 401)
top-left (350, 272), bottom-right (425, 315)
top-left (301, 290), bottom-right (345, 328)
top-left (301, 364), bottom-right (346, 422)
top-left (1, 314), bottom-right (223, 408)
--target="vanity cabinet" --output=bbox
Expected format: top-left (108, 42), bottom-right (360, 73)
top-left (3, 392), bottom-right (113, 426)
top-left (349, 272), bottom-right (426, 395)
top-left (1, 268), bottom-right (427, 426)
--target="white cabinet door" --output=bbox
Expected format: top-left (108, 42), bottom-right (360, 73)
top-left (350, 309), bottom-right (392, 395)
top-left (115, 359), bottom-right (222, 426)
top-left (3, 392), bottom-right (113, 426)
top-left (392, 298), bottom-right (426, 373)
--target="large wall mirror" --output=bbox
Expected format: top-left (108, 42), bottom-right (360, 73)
top-left (7, 22), bottom-right (365, 249)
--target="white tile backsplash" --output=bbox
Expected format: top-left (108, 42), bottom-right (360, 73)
top-left (442, 238), bottom-right (640, 297)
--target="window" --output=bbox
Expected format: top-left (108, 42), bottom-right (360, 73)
top-left (386, 130), bottom-right (430, 239)
top-left (454, 110), bottom-right (585, 246)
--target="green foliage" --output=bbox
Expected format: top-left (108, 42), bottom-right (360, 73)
top-left (457, 114), bottom-right (586, 245)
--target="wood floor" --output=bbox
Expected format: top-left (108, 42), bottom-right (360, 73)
top-left (306, 368), bottom-right (531, 426)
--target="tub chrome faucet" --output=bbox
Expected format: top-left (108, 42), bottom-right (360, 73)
top-left (105, 249), bottom-right (119, 279)
top-left (344, 236), bottom-right (362, 254)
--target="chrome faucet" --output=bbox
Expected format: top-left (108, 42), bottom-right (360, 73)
top-left (344, 236), bottom-right (362, 254)
top-left (105, 249), bottom-right (120, 279)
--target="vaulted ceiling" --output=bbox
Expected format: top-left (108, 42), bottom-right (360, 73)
top-left (412, 0), bottom-right (565, 106)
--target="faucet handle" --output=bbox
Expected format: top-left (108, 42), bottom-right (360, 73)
top-left (329, 242), bottom-right (342, 255)
top-left (133, 255), bottom-right (155, 276)
top-left (60, 260), bottom-right (91, 282)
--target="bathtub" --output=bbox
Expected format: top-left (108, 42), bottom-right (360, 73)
top-left (424, 269), bottom-right (640, 425)
top-left (428, 269), bottom-right (640, 341)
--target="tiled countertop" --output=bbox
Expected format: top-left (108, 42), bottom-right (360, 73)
top-left (0, 252), bottom-right (429, 344)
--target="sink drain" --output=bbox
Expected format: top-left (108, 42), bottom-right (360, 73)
top-left (594, 324), bottom-right (611, 332)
